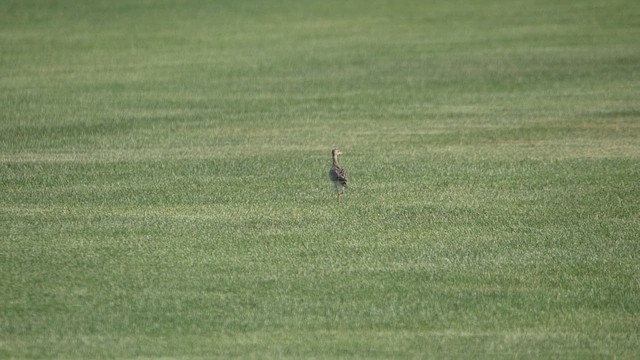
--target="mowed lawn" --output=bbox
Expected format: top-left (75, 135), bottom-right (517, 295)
top-left (1, 0), bottom-right (639, 358)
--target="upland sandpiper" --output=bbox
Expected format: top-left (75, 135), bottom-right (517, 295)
top-left (328, 148), bottom-right (348, 202)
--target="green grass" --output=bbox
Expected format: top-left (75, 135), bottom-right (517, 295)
top-left (1, 0), bottom-right (639, 358)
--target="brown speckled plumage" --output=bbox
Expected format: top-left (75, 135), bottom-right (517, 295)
top-left (328, 149), bottom-right (348, 201)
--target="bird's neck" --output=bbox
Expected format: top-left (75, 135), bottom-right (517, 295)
top-left (332, 155), bottom-right (339, 166)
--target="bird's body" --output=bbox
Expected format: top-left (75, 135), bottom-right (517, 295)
top-left (328, 149), bottom-right (348, 201)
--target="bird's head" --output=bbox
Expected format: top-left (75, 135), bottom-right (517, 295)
top-left (332, 148), bottom-right (342, 157)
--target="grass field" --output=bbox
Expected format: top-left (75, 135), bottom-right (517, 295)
top-left (1, 0), bottom-right (639, 358)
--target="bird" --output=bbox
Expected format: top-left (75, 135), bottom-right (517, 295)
top-left (328, 148), bottom-right (348, 202)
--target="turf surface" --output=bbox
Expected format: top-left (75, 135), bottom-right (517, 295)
top-left (1, 0), bottom-right (639, 358)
